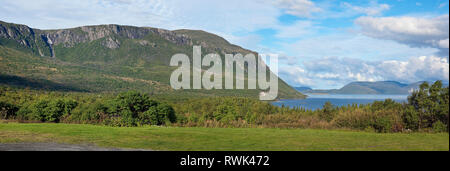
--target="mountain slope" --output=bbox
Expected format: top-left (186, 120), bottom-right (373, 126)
top-left (295, 87), bottom-right (312, 92)
top-left (338, 81), bottom-right (409, 94)
top-left (0, 20), bottom-right (305, 99)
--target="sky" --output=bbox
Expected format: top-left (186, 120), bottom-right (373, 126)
top-left (0, 0), bottom-right (449, 89)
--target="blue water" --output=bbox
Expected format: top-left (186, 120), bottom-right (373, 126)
top-left (272, 94), bottom-right (408, 110)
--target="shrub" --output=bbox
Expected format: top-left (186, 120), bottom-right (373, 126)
top-left (138, 104), bottom-right (176, 125)
top-left (319, 102), bottom-right (336, 122)
top-left (402, 105), bottom-right (420, 130)
top-left (67, 101), bottom-right (108, 124)
top-left (213, 104), bottom-right (237, 122)
top-left (333, 108), bottom-right (403, 133)
top-left (16, 99), bottom-right (78, 122)
top-left (157, 103), bottom-right (176, 123)
top-left (139, 106), bottom-right (159, 125)
top-left (0, 101), bottom-right (19, 119)
top-left (108, 91), bottom-right (158, 119)
top-left (432, 121), bottom-right (447, 133)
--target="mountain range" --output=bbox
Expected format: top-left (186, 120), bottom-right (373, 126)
top-left (0, 20), bottom-right (305, 99)
top-left (296, 81), bottom-right (448, 95)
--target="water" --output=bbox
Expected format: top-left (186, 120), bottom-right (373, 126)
top-left (271, 94), bottom-right (408, 110)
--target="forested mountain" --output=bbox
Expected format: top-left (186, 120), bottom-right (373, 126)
top-left (0, 20), bottom-right (305, 99)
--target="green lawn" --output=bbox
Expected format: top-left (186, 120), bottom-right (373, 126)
top-left (0, 123), bottom-right (448, 151)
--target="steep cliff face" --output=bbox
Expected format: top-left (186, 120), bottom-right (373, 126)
top-left (42, 25), bottom-right (193, 47)
top-left (0, 21), bottom-right (53, 57)
top-left (0, 21), bottom-right (34, 42)
top-left (0, 21), bottom-right (192, 57)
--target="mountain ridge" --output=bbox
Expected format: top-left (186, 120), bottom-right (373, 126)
top-left (296, 81), bottom-right (448, 95)
top-left (0, 20), bottom-right (305, 99)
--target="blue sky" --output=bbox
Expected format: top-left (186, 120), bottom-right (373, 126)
top-left (0, 0), bottom-right (449, 89)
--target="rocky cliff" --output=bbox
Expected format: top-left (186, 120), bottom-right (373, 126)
top-left (0, 21), bottom-right (192, 57)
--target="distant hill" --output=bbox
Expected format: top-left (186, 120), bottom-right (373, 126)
top-left (337, 81), bottom-right (411, 94)
top-left (299, 81), bottom-right (447, 95)
top-left (0, 20), bottom-right (305, 99)
top-left (295, 87), bottom-right (312, 92)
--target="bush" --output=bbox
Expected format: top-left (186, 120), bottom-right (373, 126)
top-left (432, 121), bottom-right (447, 133)
top-left (16, 99), bottom-right (78, 122)
top-left (108, 91), bottom-right (158, 119)
top-left (157, 103), bottom-right (176, 123)
top-left (68, 101), bottom-right (108, 124)
top-left (139, 106), bottom-right (158, 125)
top-left (402, 105), bottom-right (420, 130)
top-left (0, 101), bottom-right (19, 119)
top-left (333, 108), bottom-right (403, 133)
top-left (213, 104), bottom-right (237, 122)
top-left (319, 102), bottom-right (336, 122)
top-left (138, 104), bottom-right (176, 125)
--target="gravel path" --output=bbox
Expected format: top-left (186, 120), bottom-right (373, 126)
top-left (0, 143), bottom-right (150, 151)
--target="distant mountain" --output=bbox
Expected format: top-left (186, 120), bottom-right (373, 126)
top-left (337, 81), bottom-right (410, 94)
top-left (295, 87), bottom-right (312, 92)
top-left (0, 20), bottom-right (305, 99)
top-left (301, 81), bottom-right (444, 95)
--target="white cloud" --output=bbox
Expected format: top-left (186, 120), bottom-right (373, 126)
top-left (437, 38), bottom-right (449, 49)
top-left (342, 1), bottom-right (390, 16)
top-left (0, 0), bottom-right (281, 33)
top-left (355, 15), bottom-right (449, 56)
top-left (378, 56), bottom-right (449, 82)
top-left (281, 56), bottom-right (449, 89)
top-left (284, 33), bottom-right (439, 61)
top-left (279, 66), bottom-right (314, 86)
top-left (275, 0), bottom-right (321, 18)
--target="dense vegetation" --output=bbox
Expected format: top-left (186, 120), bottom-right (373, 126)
top-left (0, 81), bottom-right (448, 133)
top-left (1, 89), bottom-right (176, 127)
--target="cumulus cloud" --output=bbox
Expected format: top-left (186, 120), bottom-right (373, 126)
top-left (275, 0), bottom-right (321, 18)
top-left (355, 15), bottom-right (449, 56)
top-left (279, 66), bottom-right (314, 86)
top-left (378, 56), bottom-right (449, 82)
top-left (281, 56), bottom-right (449, 88)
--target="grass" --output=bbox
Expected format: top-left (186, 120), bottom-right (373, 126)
top-left (0, 122), bottom-right (448, 151)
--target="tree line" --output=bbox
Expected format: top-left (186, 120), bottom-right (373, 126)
top-left (0, 81), bottom-right (448, 133)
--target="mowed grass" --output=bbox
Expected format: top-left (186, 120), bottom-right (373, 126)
top-left (0, 123), bottom-right (448, 151)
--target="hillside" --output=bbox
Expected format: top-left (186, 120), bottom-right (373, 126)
top-left (295, 87), bottom-right (312, 92)
top-left (0, 20), bottom-right (305, 99)
top-left (337, 81), bottom-right (411, 94)
top-left (300, 81), bottom-right (434, 95)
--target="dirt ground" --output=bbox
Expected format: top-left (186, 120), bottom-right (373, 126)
top-left (0, 143), bottom-right (149, 151)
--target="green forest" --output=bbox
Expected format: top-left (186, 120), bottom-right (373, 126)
top-left (1, 81), bottom-right (448, 133)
